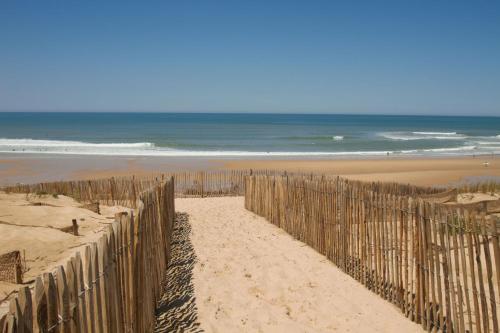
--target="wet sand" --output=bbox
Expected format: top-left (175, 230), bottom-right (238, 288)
top-left (1, 154), bottom-right (499, 187)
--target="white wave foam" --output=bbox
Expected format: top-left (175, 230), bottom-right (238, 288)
top-left (0, 138), bottom-right (155, 148)
top-left (0, 138), bottom-right (495, 157)
top-left (412, 131), bottom-right (457, 135)
top-left (380, 131), bottom-right (466, 140)
top-left (393, 145), bottom-right (476, 154)
top-left (476, 141), bottom-right (500, 145)
top-left (332, 136), bottom-right (344, 141)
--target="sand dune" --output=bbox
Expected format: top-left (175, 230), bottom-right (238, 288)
top-left (0, 192), bottom-right (128, 316)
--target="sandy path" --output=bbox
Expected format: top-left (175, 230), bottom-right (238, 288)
top-left (176, 197), bottom-right (424, 333)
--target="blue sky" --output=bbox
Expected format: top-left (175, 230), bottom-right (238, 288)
top-left (0, 1), bottom-right (499, 115)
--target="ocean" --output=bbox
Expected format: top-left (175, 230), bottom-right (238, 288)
top-left (0, 112), bottom-right (499, 157)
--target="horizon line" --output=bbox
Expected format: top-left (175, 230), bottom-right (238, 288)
top-left (0, 110), bottom-right (499, 118)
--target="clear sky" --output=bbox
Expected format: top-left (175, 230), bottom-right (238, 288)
top-left (1, 1), bottom-right (499, 115)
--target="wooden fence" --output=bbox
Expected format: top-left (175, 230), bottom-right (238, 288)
top-left (2, 176), bottom-right (158, 208)
top-left (2, 169), bottom-right (443, 200)
top-left (0, 177), bottom-right (175, 333)
top-left (2, 171), bottom-right (250, 200)
top-left (245, 175), bottom-right (499, 333)
top-left (454, 181), bottom-right (500, 195)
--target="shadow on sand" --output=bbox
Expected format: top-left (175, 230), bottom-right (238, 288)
top-left (154, 212), bottom-right (203, 332)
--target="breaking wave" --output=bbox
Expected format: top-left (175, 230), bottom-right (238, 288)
top-left (0, 138), bottom-right (496, 157)
top-left (0, 138), bottom-right (155, 148)
top-left (379, 131), bottom-right (467, 140)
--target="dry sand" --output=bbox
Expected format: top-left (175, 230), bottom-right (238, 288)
top-left (0, 192), bottom-right (129, 315)
top-left (224, 157), bottom-right (500, 186)
top-left (1, 154), bottom-right (498, 330)
top-left (177, 197), bottom-right (424, 332)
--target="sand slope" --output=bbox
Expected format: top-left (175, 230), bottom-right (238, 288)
top-left (0, 192), bottom-right (129, 315)
top-left (177, 197), bottom-right (424, 332)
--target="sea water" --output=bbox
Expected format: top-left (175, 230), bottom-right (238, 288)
top-left (0, 112), bottom-right (498, 157)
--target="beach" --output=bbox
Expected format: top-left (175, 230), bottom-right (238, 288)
top-left (1, 169), bottom-right (498, 331)
top-left (1, 156), bottom-right (498, 331)
top-left (1, 154), bottom-right (499, 187)
top-left (2, 1), bottom-right (499, 330)
top-left (1, 112), bottom-right (499, 187)
top-left (0, 113), bottom-right (499, 332)
top-left (223, 156), bottom-right (500, 186)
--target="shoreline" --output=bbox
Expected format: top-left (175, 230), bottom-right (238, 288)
top-left (1, 153), bottom-right (499, 187)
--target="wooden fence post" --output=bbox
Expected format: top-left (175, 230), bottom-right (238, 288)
top-left (91, 242), bottom-right (103, 333)
top-left (43, 272), bottom-right (57, 332)
top-left (17, 286), bottom-right (32, 332)
top-left (200, 172), bottom-right (205, 198)
top-left (56, 265), bottom-right (70, 333)
top-left (33, 276), bottom-right (47, 333)
top-left (72, 219), bottom-right (79, 236)
top-left (65, 257), bottom-right (80, 333)
top-left (84, 246), bottom-right (95, 333)
top-left (75, 252), bottom-right (88, 333)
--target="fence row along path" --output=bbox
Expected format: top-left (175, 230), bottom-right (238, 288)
top-left (168, 197), bottom-right (424, 332)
